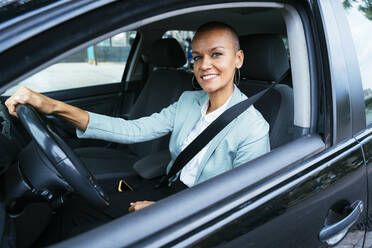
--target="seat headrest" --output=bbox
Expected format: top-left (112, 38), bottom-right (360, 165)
top-left (240, 34), bottom-right (289, 82)
top-left (149, 38), bottom-right (186, 68)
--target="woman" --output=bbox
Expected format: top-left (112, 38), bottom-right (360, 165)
top-left (5, 22), bottom-right (270, 213)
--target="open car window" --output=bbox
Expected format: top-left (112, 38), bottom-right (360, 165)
top-left (2, 31), bottom-right (137, 95)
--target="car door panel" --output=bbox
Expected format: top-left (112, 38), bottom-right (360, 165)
top-left (193, 138), bottom-right (367, 247)
top-left (356, 128), bottom-right (372, 247)
top-left (44, 83), bottom-right (122, 113)
top-left (42, 83), bottom-right (125, 148)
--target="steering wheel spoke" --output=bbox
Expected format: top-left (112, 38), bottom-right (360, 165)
top-left (16, 104), bottom-right (110, 209)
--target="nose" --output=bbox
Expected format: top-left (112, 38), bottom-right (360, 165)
top-left (200, 56), bottom-right (212, 70)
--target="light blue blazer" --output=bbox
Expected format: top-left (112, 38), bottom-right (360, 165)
top-left (77, 86), bottom-right (270, 185)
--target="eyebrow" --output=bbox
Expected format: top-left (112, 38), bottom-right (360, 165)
top-left (211, 46), bottom-right (225, 51)
top-left (193, 46), bottom-right (225, 54)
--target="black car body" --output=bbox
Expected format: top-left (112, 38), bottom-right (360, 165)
top-left (0, 0), bottom-right (371, 247)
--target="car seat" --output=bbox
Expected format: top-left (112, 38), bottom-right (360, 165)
top-left (238, 34), bottom-right (294, 149)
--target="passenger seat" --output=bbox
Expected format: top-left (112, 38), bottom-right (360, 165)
top-left (239, 34), bottom-right (294, 149)
top-left (128, 38), bottom-right (193, 157)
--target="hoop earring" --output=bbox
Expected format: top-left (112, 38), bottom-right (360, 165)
top-left (234, 68), bottom-right (240, 86)
top-left (192, 75), bottom-right (201, 90)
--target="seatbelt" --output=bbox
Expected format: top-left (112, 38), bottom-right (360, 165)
top-left (158, 69), bottom-right (290, 187)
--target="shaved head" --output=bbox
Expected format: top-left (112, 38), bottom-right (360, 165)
top-left (193, 22), bottom-right (240, 51)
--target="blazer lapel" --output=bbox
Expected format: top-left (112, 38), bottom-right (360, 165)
top-left (195, 86), bottom-right (247, 181)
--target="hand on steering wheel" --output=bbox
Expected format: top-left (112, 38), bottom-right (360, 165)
top-left (16, 104), bottom-right (110, 208)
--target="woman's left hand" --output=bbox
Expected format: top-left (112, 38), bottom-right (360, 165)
top-left (128, 201), bottom-right (156, 212)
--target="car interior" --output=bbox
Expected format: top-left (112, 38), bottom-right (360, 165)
top-left (0, 3), bottom-right (314, 247)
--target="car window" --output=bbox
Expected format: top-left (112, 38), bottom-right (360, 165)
top-left (162, 30), bottom-right (194, 70)
top-left (2, 31), bottom-right (137, 95)
top-left (341, 0), bottom-right (372, 126)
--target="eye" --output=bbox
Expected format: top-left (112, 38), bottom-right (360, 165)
top-left (212, 52), bottom-right (222, 57)
top-left (193, 56), bottom-right (201, 61)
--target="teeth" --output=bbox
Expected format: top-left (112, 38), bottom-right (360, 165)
top-left (202, 74), bottom-right (217, 80)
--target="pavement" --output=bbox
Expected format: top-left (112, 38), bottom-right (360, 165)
top-left (334, 230), bottom-right (364, 248)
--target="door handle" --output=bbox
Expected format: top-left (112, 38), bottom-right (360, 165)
top-left (319, 200), bottom-right (363, 246)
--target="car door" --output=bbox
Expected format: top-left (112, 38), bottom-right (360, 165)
top-left (192, 139), bottom-right (367, 248)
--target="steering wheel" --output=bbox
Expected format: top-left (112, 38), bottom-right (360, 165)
top-left (16, 104), bottom-right (109, 208)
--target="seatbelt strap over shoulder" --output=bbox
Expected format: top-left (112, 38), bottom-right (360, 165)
top-left (158, 69), bottom-right (290, 188)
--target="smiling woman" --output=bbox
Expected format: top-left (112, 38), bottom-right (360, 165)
top-left (191, 22), bottom-right (244, 113)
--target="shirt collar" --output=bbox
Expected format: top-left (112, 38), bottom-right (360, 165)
top-left (201, 90), bottom-right (234, 123)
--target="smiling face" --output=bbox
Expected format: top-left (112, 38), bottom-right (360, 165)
top-left (192, 28), bottom-right (244, 97)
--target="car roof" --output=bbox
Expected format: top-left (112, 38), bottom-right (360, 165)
top-left (0, 0), bottom-right (117, 53)
top-left (143, 7), bottom-right (285, 36)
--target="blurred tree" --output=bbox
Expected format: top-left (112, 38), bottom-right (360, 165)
top-left (343, 0), bottom-right (372, 20)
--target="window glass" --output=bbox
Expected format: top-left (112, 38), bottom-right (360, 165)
top-left (162, 30), bottom-right (194, 70)
top-left (341, 0), bottom-right (372, 125)
top-left (2, 31), bottom-right (137, 95)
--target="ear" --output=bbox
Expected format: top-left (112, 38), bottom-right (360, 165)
top-left (235, 49), bottom-right (244, 69)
